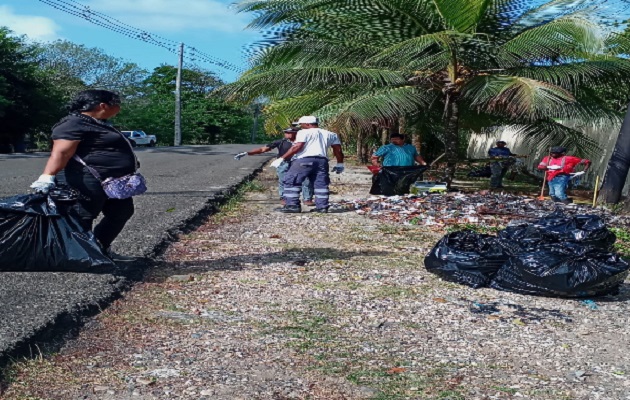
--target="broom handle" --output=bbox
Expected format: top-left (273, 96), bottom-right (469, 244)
top-left (539, 170), bottom-right (547, 198)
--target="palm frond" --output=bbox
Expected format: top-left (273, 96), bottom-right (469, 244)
top-left (221, 67), bottom-right (407, 102)
top-left (508, 59), bottom-right (630, 91)
top-left (462, 75), bottom-right (576, 120)
top-left (499, 17), bottom-right (603, 65)
top-left (432, 0), bottom-right (493, 33)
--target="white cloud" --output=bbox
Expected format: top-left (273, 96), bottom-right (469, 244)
top-left (84, 0), bottom-right (249, 33)
top-left (0, 5), bottom-right (61, 41)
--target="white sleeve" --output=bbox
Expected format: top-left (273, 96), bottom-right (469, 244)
top-left (295, 130), bottom-right (307, 143)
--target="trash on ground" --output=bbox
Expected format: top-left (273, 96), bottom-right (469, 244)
top-left (330, 192), bottom-right (630, 230)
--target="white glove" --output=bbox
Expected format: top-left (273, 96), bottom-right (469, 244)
top-left (270, 158), bottom-right (285, 168)
top-left (30, 174), bottom-right (56, 194)
top-left (571, 171), bottom-right (585, 177)
top-left (332, 163), bottom-right (345, 174)
top-left (234, 152), bottom-right (248, 160)
top-left (547, 165), bottom-right (562, 170)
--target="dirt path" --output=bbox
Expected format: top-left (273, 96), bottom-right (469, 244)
top-left (2, 165), bottom-right (630, 400)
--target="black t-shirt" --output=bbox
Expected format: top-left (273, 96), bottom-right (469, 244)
top-left (267, 138), bottom-right (293, 158)
top-left (52, 113), bottom-right (137, 179)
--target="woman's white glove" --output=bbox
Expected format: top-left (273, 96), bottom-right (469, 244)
top-left (270, 158), bottom-right (285, 168)
top-left (30, 174), bottom-right (56, 194)
top-left (234, 152), bottom-right (248, 160)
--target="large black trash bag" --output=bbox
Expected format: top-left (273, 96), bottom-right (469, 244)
top-left (531, 213), bottom-right (616, 250)
top-left (0, 193), bottom-right (115, 272)
top-left (467, 164), bottom-right (492, 178)
top-left (424, 231), bottom-right (511, 288)
top-left (490, 242), bottom-right (630, 298)
top-left (497, 224), bottom-right (560, 255)
top-left (370, 165), bottom-right (428, 196)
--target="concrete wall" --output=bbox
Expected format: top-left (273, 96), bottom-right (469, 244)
top-left (467, 123), bottom-right (625, 192)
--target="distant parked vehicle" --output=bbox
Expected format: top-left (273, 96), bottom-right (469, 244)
top-left (121, 130), bottom-right (157, 147)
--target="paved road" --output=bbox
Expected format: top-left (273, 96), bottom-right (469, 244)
top-left (0, 145), bottom-right (274, 365)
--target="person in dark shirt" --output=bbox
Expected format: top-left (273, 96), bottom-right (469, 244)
top-left (487, 140), bottom-right (518, 189)
top-left (30, 89), bottom-right (138, 260)
top-left (234, 128), bottom-right (314, 205)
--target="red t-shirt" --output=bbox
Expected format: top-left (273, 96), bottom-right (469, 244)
top-left (538, 156), bottom-right (589, 181)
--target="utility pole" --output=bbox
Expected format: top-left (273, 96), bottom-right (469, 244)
top-left (174, 43), bottom-right (184, 146)
top-left (251, 103), bottom-right (260, 143)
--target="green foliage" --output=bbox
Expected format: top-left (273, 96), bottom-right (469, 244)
top-left (0, 28), bottom-right (63, 151)
top-left (227, 0), bottom-right (630, 168)
top-left (115, 65), bottom-right (257, 145)
top-left (610, 227), bottom-right (630, 256)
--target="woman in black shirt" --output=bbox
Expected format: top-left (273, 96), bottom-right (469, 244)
top-left (31, 90), bottom-right (137, 259)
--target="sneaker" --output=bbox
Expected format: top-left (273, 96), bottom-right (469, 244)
top-left (274, 205), bottom-right (301, 213)
top-left (303, 200), bottom-right (316, 206)
top-left (310, 208), bottom-right (329, 213)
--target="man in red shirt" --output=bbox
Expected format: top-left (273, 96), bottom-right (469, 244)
top-left (537, 146), bottom-right (590, 203)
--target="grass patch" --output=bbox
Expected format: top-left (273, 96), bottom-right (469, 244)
top-left (610, 227), bottom-right (630, 256)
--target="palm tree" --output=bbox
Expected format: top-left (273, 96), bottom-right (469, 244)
top-left (226, 0), bottom-right (630, 182)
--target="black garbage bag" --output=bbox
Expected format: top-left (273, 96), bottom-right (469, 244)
top-left (370, 165), bottom-right (428, 196)
top-left (497, 224), bottom-right (561, 255)
top-left (532, 212), bottom-right (616, 250)
top-left (424, 231), bottom-right (511, 288)
top-left (490, 242), bottom-right (630, 298)
top-left (0, 193), bottom-right (115, 272)
top-left (467, 164), bottom-right (492, 178)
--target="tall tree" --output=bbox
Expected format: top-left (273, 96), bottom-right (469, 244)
top-left (0, 28), bottom-right (62, 153)
top-left (115, 65), bottom-right (256, 145)
top-left (225, 0), bottom-right (630, 182)
top-left (33, 40), bottom-right (147, 97)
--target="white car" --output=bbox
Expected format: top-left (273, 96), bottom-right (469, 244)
top-left (121, 130), bottom-right (157, 147)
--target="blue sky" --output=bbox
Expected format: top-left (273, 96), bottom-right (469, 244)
top-left (0, 0), bottom-right (262, 82)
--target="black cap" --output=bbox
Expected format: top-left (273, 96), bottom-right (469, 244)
top-left (389, 133), bottom-right (404, 139)
top-left (283, 127), bottom-right (298, 133)
top-left (496, 140), bottom-right (506, 145)
top-left (550, 146), bottom-right (566, 154)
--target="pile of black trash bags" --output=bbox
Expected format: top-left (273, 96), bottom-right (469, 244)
top-left (0, 190), bottom-right (115, 272)
top-left (425, 211), bottom-right (629, 297)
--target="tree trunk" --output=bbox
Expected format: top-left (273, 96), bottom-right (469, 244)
top-left (381, 128), bottom-right (388, 145)
top-left (443, 95), bottom-right (460, 186)
top-left (599, 101), bottom-right (630, 203)
top-left (411, 131), bottom-right (421, 154)
top-left (356, 129), bottom-right (367, 163)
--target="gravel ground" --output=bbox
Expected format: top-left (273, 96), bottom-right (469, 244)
top-left (3, 164), bottom-right (630, 400)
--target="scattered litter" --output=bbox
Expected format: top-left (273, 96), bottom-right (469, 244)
top-left (581, 300), bottom-right (599, 310)
top-left (331, 192), bottom-right (630, 230)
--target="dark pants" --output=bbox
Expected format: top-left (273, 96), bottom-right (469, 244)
top-left (283, 157), bottom-right (330, 209)
top-left (58, 170), bottom-right (135, 249)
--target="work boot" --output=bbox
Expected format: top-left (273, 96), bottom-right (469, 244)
top-left (550, 196), bottom-right (560, 202)
top-left (274, 205), bottom-right (301, 213)
top-left (303, 199), bottom-right (316, 206)
top-left (560, 198), bottom-right (573, 204)
top-left (310, 208), bottom-right (329, 213)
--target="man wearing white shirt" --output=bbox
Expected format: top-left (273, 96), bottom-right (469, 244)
top-left (270, 115), bottom-right (344, 213)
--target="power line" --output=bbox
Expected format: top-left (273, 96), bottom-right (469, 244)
top-left (36, 0), bottom-right (245, 74)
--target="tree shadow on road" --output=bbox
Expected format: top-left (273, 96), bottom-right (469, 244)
top-left (147, 247), bottom-right (390, 282)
